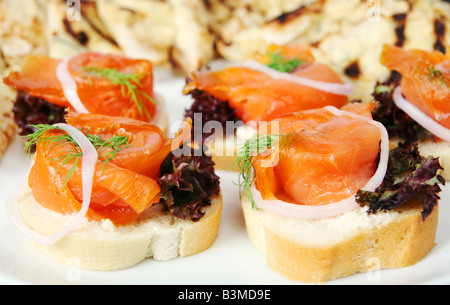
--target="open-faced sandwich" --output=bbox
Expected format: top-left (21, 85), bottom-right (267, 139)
top-left (183, 44), bottom-right (352, 171)
top-left (236, 102), bottom-right (444, 283)
top-left (6, 112), bottom-right (222, 271)
top-left (372, 44), bottom-right (450, 180)
top-left (3, 52), bottom-right (168, 152)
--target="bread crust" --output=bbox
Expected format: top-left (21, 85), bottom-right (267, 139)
top-left (242, 195), bottom-right (438, 283)
top-left (17, 186), bottom-right (222, 271)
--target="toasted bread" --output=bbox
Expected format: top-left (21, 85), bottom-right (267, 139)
top-left (241, 195), bottom-right (438, 283)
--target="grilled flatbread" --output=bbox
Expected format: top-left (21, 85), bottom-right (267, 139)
top-left (45, 0), bottom-right (122, 58)
top-left (168, 0), bottom-right (215, 72)
top-left (96, 0), bottom-right (215, 71)
top-left (2, 0), bottom-right (450, 88)
top-left (95, 0), bottom-right (174, 65)
top-left (212, 0), bottom-right (450, 102)
top-left (0, 0), bottom-right (47, 69)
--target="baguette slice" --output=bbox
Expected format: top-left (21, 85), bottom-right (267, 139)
top-left (242, 195), bottom-right (438, 284)
top-left (17, 186), bottom-right (222, 271)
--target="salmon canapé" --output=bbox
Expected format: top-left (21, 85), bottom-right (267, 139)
top-left (184, 44), bottom-right (349, 123)
top-left (4, 53), bottom-right (157, 122)
top-left (28, 113), bottom-right (189, 226)
top-left (252, 103), bottom-right (381, 206)
top-left (381, 44), bottom-right (450, 128)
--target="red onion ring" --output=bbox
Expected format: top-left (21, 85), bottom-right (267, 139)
top-left (56, 55), bottom-right (90, 114)
top-left (393, 86), bottom-right (450, 141)
top-left (6, 124), bottom-right (98, 246)
top-left (251, 106), bottom-right (390, 220)
top-left (241, 60), bottom-right (354, 96)
top-left (435, 60), bottom-right (450, 73)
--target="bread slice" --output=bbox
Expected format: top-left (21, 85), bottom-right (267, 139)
top-left (17, 186), bottom-right (222, 271)
top-left (241, 195), bottom-right (438, 284)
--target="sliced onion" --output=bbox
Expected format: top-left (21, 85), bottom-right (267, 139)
top-left (56, 55), bottom-right (89, 114)
top-left (435, 60), bottom-right (450, 73)
top-left (251, 184), bottom-right (361, 219)
top-left (251, 106), bottom-right (390, 220)
top-left (6, 124), bottom-right (98, 246)
top-left (393, 86), bottom-right (450, 142)
top-left (323, 106), bottom-right (390, 193)
top-left (240, 60), bottom-right (354, 96)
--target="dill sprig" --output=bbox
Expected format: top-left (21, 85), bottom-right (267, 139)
top-left (82, 66), bottom-right (155, 121)
top-left (428, 66), bottom-right (448, 87)
top-left (267, 50), bottom-right (302, 73)
top-left (24, 124), bottom-right (130, 188)
top-left (234, 133), bottom-right (284, 209)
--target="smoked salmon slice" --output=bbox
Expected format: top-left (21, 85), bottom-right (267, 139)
top-left (65, 112), bottom-right (174, 178)
top-left (4, 53), bottom-right (157, 122)
top-left (28, 113), bottom-right (190, 226)
top-left (252, 103), bottom-right (381, 206)
top-left (184, 44), bottom-right (348, 123)
top-left (380, 44), bottom-right (450, 128)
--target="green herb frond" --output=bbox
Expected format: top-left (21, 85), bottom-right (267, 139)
top-left (23, 124), bottom-right (61, 157)
top-left (428, 66), bottom-right (448, 87)
top-left (82, 66), bottom-right (155, 120)
top-left (267, 50), bottom-right (302, 73)
top-left (24, 124), bottom-right (130, 188)
top-left (234, 133), bottom-right (285, 209)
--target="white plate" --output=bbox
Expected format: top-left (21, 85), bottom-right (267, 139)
top-left (0, 67), bottom-right (449, 285)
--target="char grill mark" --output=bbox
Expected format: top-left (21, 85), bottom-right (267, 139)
top-left (344, 61), bottom-right (361, 79)
top-left (63, 18), bottom-right (89, 46)
top-left (434, 17), bottom-right (447, 54)
top-left (268, 0), bottom-right (325, 25)
top-left (62, 0), bottom-right (119, 47)
top-left (393, 13), bottom-right (407, 47)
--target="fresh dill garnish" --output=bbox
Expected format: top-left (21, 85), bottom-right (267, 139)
top-left (267, 50), bottom-right (302, 73)
top-left (82, 66), bottom-right (155, 121)
top-left (428, 66), bottom-right (448, 87)
top-left (234, 133), bottom-right (285, 209)
top-left (24, 124), bottom-right (130, 188)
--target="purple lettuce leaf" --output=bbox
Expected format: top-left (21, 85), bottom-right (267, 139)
top-left (158, 147), bottom-right (220, 222)
top-left (356, 142), bottom-right (445, 220)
